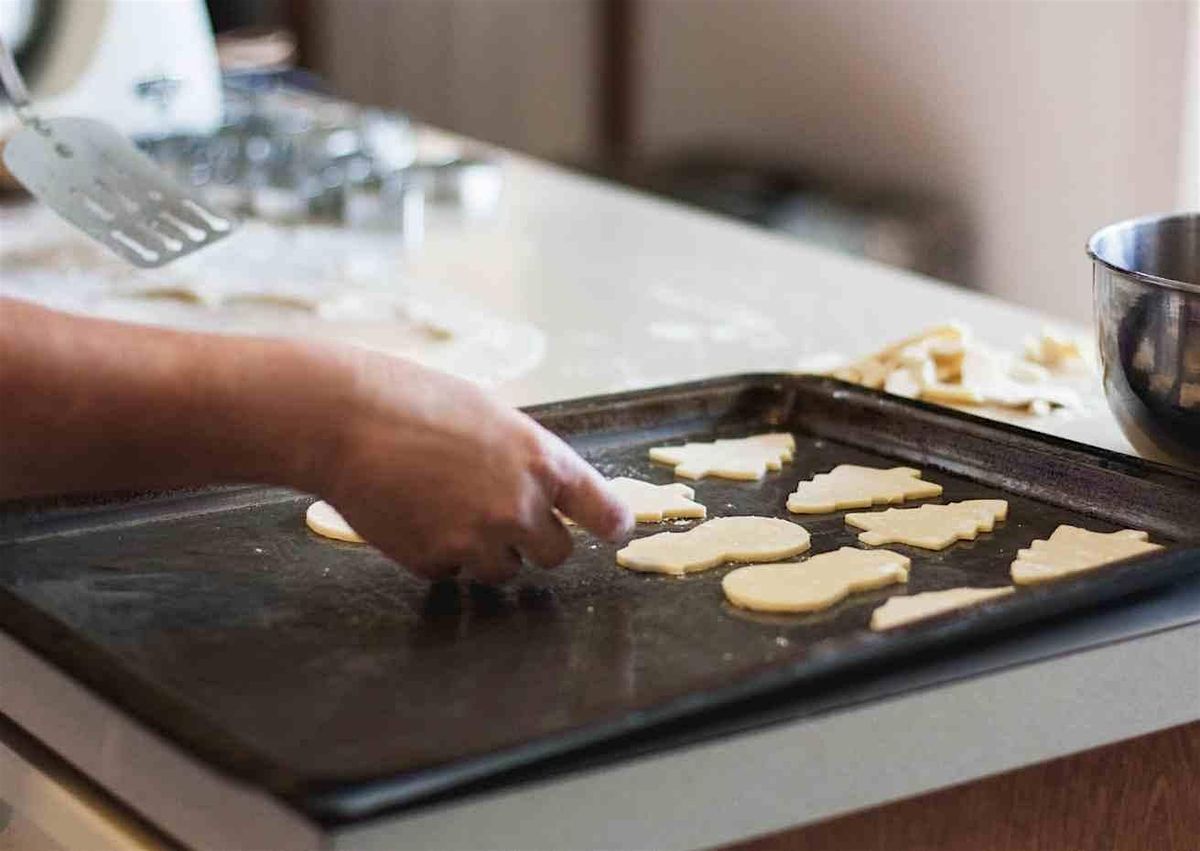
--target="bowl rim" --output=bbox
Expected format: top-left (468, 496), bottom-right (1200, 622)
top-left (1087, 211), bottom-right (1200, 295)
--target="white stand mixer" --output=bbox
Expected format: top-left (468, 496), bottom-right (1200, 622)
top-left (0, 0), bottom-right (222, 139)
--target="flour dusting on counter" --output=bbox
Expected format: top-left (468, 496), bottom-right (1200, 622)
top-left (0, 205), bottom-right (543, 386)
top-left (646, 284), bottom-right (788, 349)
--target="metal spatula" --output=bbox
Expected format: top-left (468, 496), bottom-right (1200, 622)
top-left (0, 38), bottom-right (237, 267)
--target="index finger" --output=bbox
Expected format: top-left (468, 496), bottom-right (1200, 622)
top-left (550, 445), bottom-right (633, 542)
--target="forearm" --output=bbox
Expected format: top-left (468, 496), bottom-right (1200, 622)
top-left (0, 297), bottom-right (345, 499)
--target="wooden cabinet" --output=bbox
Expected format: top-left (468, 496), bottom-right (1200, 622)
top-left (735, 721), bottom-right (1200, 851)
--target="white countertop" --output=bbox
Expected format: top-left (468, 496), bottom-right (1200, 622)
top-left (2, 138), bottom-right (1196, 851)
top-left (407, 148), bottom-right (1130, 454)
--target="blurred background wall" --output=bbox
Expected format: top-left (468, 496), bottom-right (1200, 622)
top-left (633, 0), bottom-right (1193, 321)
top-left (296, 0), bottom-right (1196, 324)
top-left (308, 0), bottom-right (599, 164)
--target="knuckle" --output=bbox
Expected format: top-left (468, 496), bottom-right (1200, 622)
top-left (524, 437), bottom-right (560, 483)
top-left (433, 535), bottom-right (474, 566)
top-left (480, 505), bottom-right (523, 536)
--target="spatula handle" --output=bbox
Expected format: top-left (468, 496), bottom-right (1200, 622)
top-left (0, 36), bottom-right (35, 120)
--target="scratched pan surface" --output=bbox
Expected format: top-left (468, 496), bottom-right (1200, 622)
top-left (2, 374), bottom-right (1199, 824)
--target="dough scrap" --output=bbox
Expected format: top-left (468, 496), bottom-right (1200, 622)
top-left (1024, 328), bottom-right (1093, 374)
top-left (562, 477), bottom-right (707, 525)
top-left (305, 500), bottom-right (364, 543)
top-left (648, 433), bottom-right (795, 481)
top-left (617, 516), bottom-right (810, 576)
top-left (827, 323), bottom-right (1084, 414)
top-left (846, 499), bottom-right (1008, 550)
top-left (786, 465), bottom-right (943, 514)
top-left (870, 586), bottom-right (1015, 631)
top-left (1011, 525), bottom-right (1163, 585)
top-left (831, 324), bottom-right (966, 390)
top-left (723, 547), bottom-right (910, 613)
top-left (955, 346), bottom-right (1080, 409)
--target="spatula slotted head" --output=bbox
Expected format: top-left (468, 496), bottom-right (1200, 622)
top-left (3, 116), bottom-right (237, 267)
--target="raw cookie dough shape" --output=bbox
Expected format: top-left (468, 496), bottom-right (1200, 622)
top-left (786, 465), bottom-right (943, 514)
top-left (305, 500), bottom-right (364, 543)
top-left (561, 477), bottom-right (707, 524)
top-left (846, 499), bottom-right (1008, 550)
top-left (722, 547), bottom-right (910, 613)
top-left (648, 433), bottom-right (796, 481)
top-left (1011, 525), bottom-right (1163, 585)
top-left (617, 516), bottom-right (810, 576)
top-left (608, 476), bottom-right (707, 522)
top-left (870, 586), bottom-right (1015, 631)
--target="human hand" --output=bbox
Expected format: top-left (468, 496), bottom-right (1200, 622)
top-left (306, 348), bottom-right (632, 583)
top-left (0, 300), bottom-right (629, 576)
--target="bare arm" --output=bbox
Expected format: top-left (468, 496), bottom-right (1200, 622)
top-left (0, 296), bottom-right (338, 496)
top-left (0, 297), bottom-right (631, 581)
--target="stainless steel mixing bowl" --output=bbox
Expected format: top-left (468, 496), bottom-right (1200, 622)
top-left (1090, 212), bottom-right (1200, 466)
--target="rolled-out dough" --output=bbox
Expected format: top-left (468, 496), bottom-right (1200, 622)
top-left (616, 516), bottom-right (810, 576)
top-left (845, 499), bottom-right (1008, 550)
top-left (0, 211), bottom-right (547, 389)
top-left (722, 547), bottom-right (910, 613)
top-left (648, 433), bottom-right (795, 481)
top-left (786, 465), bottom-right (943, 514)
top-left (869, 586), bottom-right (1015, 631)
top-left (305, 500), bottom-right (364, 543)
top-left (1011, 525), bottom-right (1163, 585)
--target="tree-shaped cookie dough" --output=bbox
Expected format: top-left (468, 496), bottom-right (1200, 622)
top-left (616, 516), bottom-right (810, 576)
top-left (608, 477), bottom-right (706, 522)
top-left (786, 465), bottom-right (943, 514)
top-left (561, 477), bottom-right (707, 525)
top-left (1011, 525), bottom-right (1162, 585)
top-left (723, 547), bottom-right (910, 613)
top-left (648, 432), bottom-right (795, 481)
top-left (845, 499), bottom-right (1008, 550)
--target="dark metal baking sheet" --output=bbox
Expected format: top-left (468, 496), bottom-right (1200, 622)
top-left (1, 374), bottom-right (1198, 825)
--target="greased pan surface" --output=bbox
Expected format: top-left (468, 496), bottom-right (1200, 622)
top-left (1, 375), bottom-right (1197, 823)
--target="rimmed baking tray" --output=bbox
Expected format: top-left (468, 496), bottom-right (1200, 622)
top-left (2, 374), bottom-right (1198, 824)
